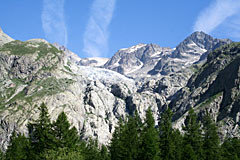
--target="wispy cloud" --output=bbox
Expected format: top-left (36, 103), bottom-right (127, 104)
top-left (193, 0), bottom-right (240, 35)
top-left (42, 0), bottom-right (68, 46)
top-left (83, 0), bottom-right (116, 57)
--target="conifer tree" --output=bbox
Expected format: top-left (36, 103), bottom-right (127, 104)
top-left (83, 138), bottom-right (102, 160)
top-left (43, 147), bottom-right (84, 160)
top-left (28, 103), bottom-right (56, 159)
top-left (221, 137), bottom-right (240, 160)
top-left (109, 111), bottom-right (142, 160)
top-left (100, 145), bottom-right (110, 160)
top-left (127, 111), bottom-right (143, 159)
top-left (183, 108), bottom-right (203, 159)
top-left (0, 150), bottom-right (4, 160)
top-left (202, 113), bottom-right (221, 160)
top-left (181, 144), bottom-right (197, 160)
top-left (139, 107), bottom-right (160, 160)
top-left (109, 118), bottom-right (126, 160)
top-left (171, 129), bottom-right (183, 160)
top-left (159, 108), bottom-right (175, 160)
top-left (53, 112), bottom-right (79, 149)
top-left (120, 114), bottom-right (140, 160)
top-left (5, 132), bottom-right (30, 160)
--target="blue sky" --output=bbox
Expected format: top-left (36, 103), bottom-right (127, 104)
top-left (1, 0), bottom-right (240, 58)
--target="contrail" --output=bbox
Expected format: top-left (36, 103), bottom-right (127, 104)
top-left (83, 0), bottom-right (116, 57)
top-left (193, 0), bottom-right (240, 34)
top-left (42, 0), bottom-right (68, 46)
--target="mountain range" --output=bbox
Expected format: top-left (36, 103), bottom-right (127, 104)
top-left (0, 27), bottom-right (238, 151)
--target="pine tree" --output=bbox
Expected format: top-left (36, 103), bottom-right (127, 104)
top-left (139, 107), bottom-right (160, 160)
top-left (181, 144), bottom-right (197, 160)
top-left (28, 103), bottom-right (56, 159)
top-left (125, 111), bottom-right (142, 160)
top-left (83, 138), bottom-right (102, 160)
top-left (100, 145), bottom-right (110, 160)
top-left (53, 112), bottom-right (79, 149)
top-left (5, 132), bottom-right (30, 160)
top-left (109, 118), bottom-right (126, 160)
top-left (183, 108), bottom-right (203, 159)
top-left (109, 112), bottom-right (142, 160)
top-left (119, 114), bottom-right (140, 160)
top-left (171, 129), bottom-right (183, 160)
top-left (159, 108), bottom-right (175, 160)
top-left (0, 150), bottom-right (4, 160)
top-left (221, 137), bottom-right (240, 160)
top-left (202, 113), bottom-right (221, 160)
top-left (43, 147), bottom-right (84, 160)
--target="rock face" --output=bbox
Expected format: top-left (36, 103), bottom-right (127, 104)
top-left (150, 32), bottom-right (231, 75)
top-left (104, 43), bottom-right (172, 77)
top-left (0, 27), bottom-right (14, 46)
top-left (170, 42), bottom-right (240, 139)
top-left (0, 28), bottom-right (237, 152)
top-left (0, 34), bottom-right (164, 151)
top-left (54, 43), bottom-right (109, 67)
top-left (103, 32), bottom-right (231, 100)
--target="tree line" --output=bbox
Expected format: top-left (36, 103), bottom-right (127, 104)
top-left (1, 104), bottom-right (240, 160)
top-left (109, 108), bottom-right (240, 160)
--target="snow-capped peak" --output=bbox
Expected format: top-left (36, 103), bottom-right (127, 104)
top-left (119, 43), bottom-right (147, 53)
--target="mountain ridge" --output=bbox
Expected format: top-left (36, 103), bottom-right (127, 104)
top-left (0, 28), bottom-right (238, 151)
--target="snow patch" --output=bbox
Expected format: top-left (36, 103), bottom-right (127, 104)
top-left (119, 44), bottom-right (147, 53)
top-left (81, 57), bottom-right (109, 67)
top-left (77, 66), bottom-right (135, 84)
top-left (150, 51), bottom-right (161, 57)
top-left (125, 61), bottom-right (144, 74)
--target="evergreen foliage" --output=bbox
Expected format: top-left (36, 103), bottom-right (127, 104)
top-left (109, 118), bottom-right (126, 160)
top-left (182, 144), bottom-right (197, 160)
top-left (28, 103), bottom-right (56, 159)
top-left (43, 147), bottom-right (84, 160)
top-left (53, 112), bottom-right (79, 149)
top-left (82, 139), bottom-right (101, 160)
top-left (0, 150), bottom-right (4, 160)
top-left (171, 129), bottom-right (183, 160)
top-left (202, 113), bottom-right (221, 160)
top-left (5, 132), bottom-right (29, 160)
top-left (159, 108), bottom-right (175, 160)
top-left (100, 145), bottom-right (111, 160)
top-left (109, 112), bottom-right (142, 160)
top-left (221, 138), bottom-right (240, 160)
top-left (182, 108), bottom-right (203, 159)
top-left (139, 107), bottom-right (160, 160)
top-left (81, 138), bottom-right (110, 160)
top-left (2, 104), bottom-right (240, 160)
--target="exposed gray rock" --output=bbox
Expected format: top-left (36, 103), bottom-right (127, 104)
top-left (104, 43), bottom-right (172, 77)
top-left (0, 29), bottom-right (237, 152)
top-left (104, 32), bottom-right (231, 101)
top-left (0, 27), bottom-right (14, 46)
top-left (0, 39), bottom-right (164, 151)
top-left (170, 43), bottom-right (240, 139)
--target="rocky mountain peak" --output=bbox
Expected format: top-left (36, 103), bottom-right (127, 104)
top-left (171, 31), bottom-right (231, 61)
top-left (170, 42), bottom-right (240, 139)
top-left (118, 43), bottom-right (147, 53)
top-left (188, 31), bottom-right (212, 42)
top-left (0, 27), bottom-right (14, 46)
top-left (104, 43), bottom-right (172, 76)
top-left (0, 27), bottom-right (239, 151)
top-left (53, 42), bottom-right (81, 63)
